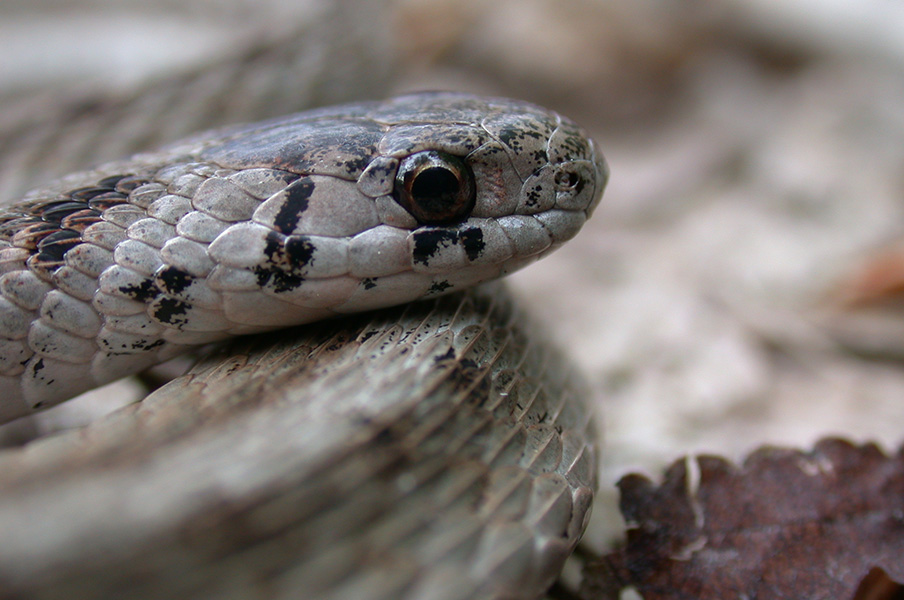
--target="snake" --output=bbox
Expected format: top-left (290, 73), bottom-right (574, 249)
top-left (0, 11), bottom-right (608, 600)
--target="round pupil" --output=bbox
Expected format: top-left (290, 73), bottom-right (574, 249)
top-left (411, 167), bottom-right (461, 210)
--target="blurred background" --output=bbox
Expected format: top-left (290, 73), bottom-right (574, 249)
top-left (3, 0), bottom-right (904, 550)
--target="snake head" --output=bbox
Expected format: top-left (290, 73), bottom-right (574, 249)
top-left (350, 92), bottom-right (608, 296)
top-left (195, 92), bottom-right (608, 317)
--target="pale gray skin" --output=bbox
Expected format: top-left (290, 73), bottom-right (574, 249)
top-left (0, 92), bottom-right (607, 423)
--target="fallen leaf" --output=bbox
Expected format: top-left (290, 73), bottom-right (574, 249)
top-left (852, 567), bottom-right (904, 600)
top-left (582, 438), bottom-right (904, 599)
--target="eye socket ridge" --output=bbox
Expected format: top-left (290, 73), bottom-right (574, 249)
top-left (393, 150), bottom-right (475, 225)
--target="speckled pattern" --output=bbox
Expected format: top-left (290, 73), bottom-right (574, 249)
top-left (0, 92), bottom-right (606, 422)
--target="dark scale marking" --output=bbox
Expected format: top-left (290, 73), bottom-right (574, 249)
top-left (156, 266), bottom-right (193, 295)
top-left (433, 346), bottom-right (457, 363)
top-left (40, 202), bottom-right (90, 223)
top-left (35, 230), bottom-right (82, 265)
top-left (70, 186), bottom-right (115, 202)
top-left (412, 229), bottom-right (458, 266)
top-left (284, 236), bottom-right (316, 270)
top-left (135, 339), bottom-right (165, 352)
top-left (497, 126), bottom-right (546, 153)
top-left (270, 270), bottom-right (305, 292)
top-left (115, 175), bottom-right (151, 194)
top-left (32, 357), bottom-right (45, 374)
top-left (525, 183), bottom-right (544, 208)
top-left (61, 209), bottom-right (103, 232)
top-left (12, 222), bottom-right (59, 249)
top-left (100, 336), bottom-right (165, 353)
top-left (253, 266), bottom-right (305, 293)
top-left (252, 231), bottom-right (314, 292)
top-left (362, 278), bottom-right (377, 290)
top-left (272, 177), bottom-right (315, 234)
top-left (261, 230), bottom-right (286, 265)
top-left (119, 278), bottom-right (159, 302)
top-left (252, 266), bottom-right (273, 288)
top-left (429, 280), bottom-right (452, 294)
top-left (153, 297), bottom-right (190, 327)
top-left (96, 174), bottom-right (128, 189)
top-left (342, 155), bottom-right (371, 175)
top-left (87, 194), bottom-right (129, 212)
top-left (37, 229), bottom-right (80, 247)
top-left (458, 228), bottom-right (485, 261)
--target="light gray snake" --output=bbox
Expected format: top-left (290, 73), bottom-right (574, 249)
top-left (0, 15), bottom-right (608, 600)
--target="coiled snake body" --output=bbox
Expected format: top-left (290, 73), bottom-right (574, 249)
top-left (0, 92), bottom-right (607, 598)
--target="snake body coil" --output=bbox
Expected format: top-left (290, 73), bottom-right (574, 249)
top-left (0, 91), bottom-right (607, 599)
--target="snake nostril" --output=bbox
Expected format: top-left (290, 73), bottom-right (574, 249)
top-left (554, 169), bottom-right (581, 191)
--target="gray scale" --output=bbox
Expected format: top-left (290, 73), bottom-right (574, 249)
top-left (126, 218), bottom-right (177, 249)
top-left (38, 290), bottom-right (102, 338)
top-left (52, 265), bottom-right (105, 300)
top-left (147, 195), bottom-right (193, 225)
top-left (192, 177), bottom-right (263, 222)
top-left (175, 211), bottom-right (231, 243)
top-left (160, 237), bottom-right (216, 278)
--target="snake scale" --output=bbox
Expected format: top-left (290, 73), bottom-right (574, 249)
top-left (0, 7), bottom-right (608, 600)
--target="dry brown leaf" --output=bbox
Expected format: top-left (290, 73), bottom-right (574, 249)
top-left (852, 567), bottom-right (904, 600)
top-left (582, 439), bottom-right (904, 600)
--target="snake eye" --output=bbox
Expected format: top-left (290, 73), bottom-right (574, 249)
top-left (394, 150), bottom-right (475, 224)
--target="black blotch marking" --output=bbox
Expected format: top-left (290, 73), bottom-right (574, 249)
top-left (429, 280), bottom-right (452, 294)
top-left (496, 125), bottom-right (546, 153)
top-left (100, 336), bottom-right (166, 353)
top-left (272, 177), bottom-right (315, 234)
top-left (433, 346), bottom-right (457, 363)
top-left (362, 278), bottom-right (377, 290)
top-left (130, 338), bottom-right (165, 352)
top-left (359, 330), bottom-right (380, 342)
top-left (156, 266), bottom-right (193, 295)
top-left (342, 155), bottom-right (371, 174)
top-left (459, 228), bottom-right (485, 261)
top-left (153, 297), bottom-right (190, 326)
top-left (252, 231), bottom-right (309, 292)
top-left (285, 236), bottom-right (315, 269)
top-left (252, 266), bottom-right (272, 288)
top-left (412, 229), bottom-right (458, 266)
top-left (524, 182), bottom-right (544, 208)
top-left (268, 270), bottom-right (305, 293)
top-left (119, 278), bottom-right (159, 302)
